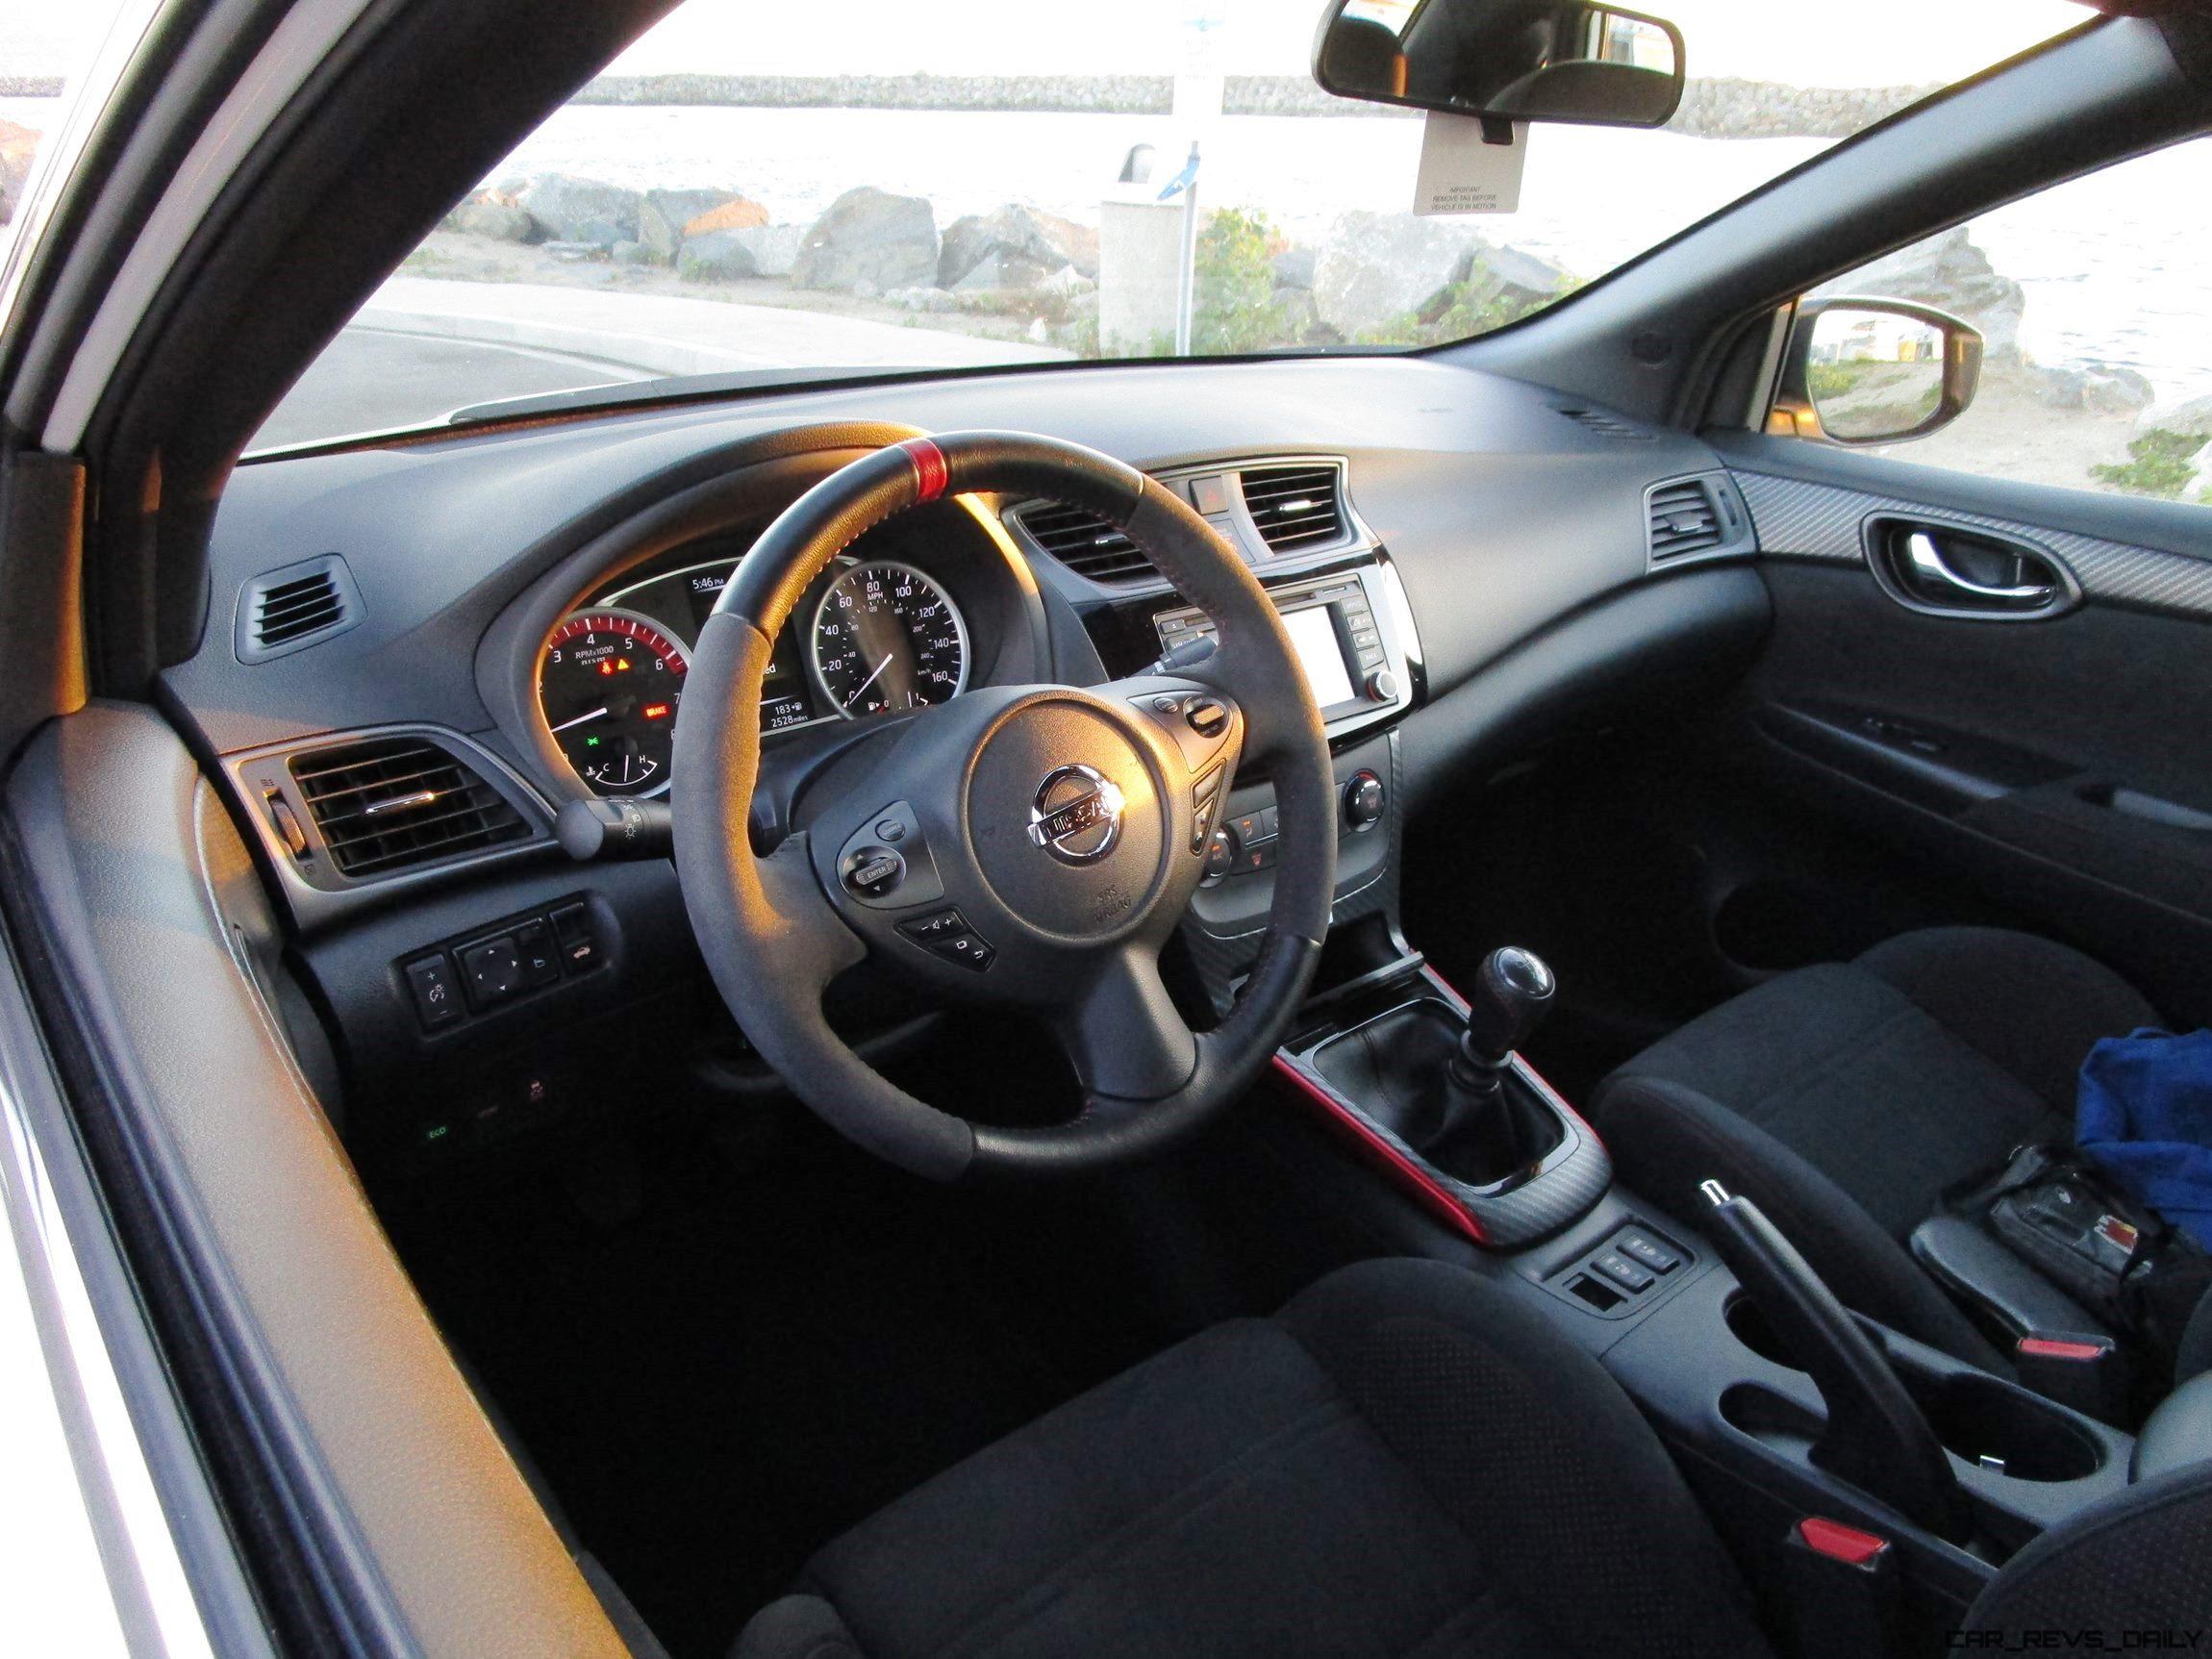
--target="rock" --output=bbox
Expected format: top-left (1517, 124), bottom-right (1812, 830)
top-left (1824, 227), bottom-right (2024, 362)
top-left (443, 195), bottom-right (539, 242)
top-left (612, 239), bottom-right (659, 267)
top-left (1269, 246), bottom-right (1317, 291)
top-left (952, 250), bottom-right (1083, 293)
top-left (887, 286), bottom-right (959, 313)
top-left (1312, 212), bottom-right (1482, 337)
top-left (681, 195), bottom-right (769, 238)
top-left (792, 187), bottom-right (939, 293)
top-left (518, 175), bottom-right (640, 248)
top-left (638, 188), bottom-right (743, 259)
top-left (1037, 265), bottom-right (1095, 298)
top-left (2076, 363), bottom-right (2154, 415)
top-left (2137, 391), bottom-right (2212, 441)
top-left (0, 118), bottom-right (38, 226)
top-left (1464, 241), bottom-right (1573, 311)
top-left (675, 223), bottom-right (801, 282)
top-left (540, 240), bottom-right (607, 263)
top-left (938, 205), bottom-right (1099, 289)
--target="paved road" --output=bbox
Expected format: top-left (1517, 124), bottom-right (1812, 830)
top-left (253, 327), bottom-right (637, 450)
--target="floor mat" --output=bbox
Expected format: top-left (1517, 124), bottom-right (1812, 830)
top-left (390, 1117), bottom-right (1128, 1658)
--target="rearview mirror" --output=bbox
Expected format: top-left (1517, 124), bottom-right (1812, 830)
top-left (1773, 298), bottom-right (1985, 446)
top-left (1313, 0), bottom-right (1685, 129)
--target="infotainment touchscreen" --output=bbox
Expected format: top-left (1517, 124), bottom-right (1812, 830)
top-left (1280, 605), bottom-right (1356, 706)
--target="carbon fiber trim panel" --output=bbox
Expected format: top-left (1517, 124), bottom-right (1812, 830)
top-left (1733, 469), bottom-right (2212, 619)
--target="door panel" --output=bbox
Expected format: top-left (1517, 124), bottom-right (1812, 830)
top-left (1714, 433), bottom-right (2212, 1025)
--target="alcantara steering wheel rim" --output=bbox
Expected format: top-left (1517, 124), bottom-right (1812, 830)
top-left (670, 430), bottom-right (1335, 1179)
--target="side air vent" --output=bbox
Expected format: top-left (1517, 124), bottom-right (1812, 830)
top-left (236, 554), bottom-right (363, 662)
top-left (1646, 473), bottom-right (1753, 566)
top-left (1241, 463), bottom-right (1348, 553)
top-left (289, 736), bottom-right (529, 879)
top-left (1559, 407), bottom-right (1654, 442)
top-left (1012, 501), bottom-right (1160, 584)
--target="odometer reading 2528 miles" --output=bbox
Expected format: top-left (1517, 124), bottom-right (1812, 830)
top-left (809, 561), bottom-right (968, 718)
top-left (540, 609), bottom-right (688, 796)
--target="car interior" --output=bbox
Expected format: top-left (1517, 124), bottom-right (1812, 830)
top-left (5, 1), bottom-right (2212, 1656)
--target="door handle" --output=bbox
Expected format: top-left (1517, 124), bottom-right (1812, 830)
top-left (1904, 532), bottom-right (2053, 605)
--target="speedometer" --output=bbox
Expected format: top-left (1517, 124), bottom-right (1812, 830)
top-left (808, 561), bottom-right (969, 718)
top-left (540, 609), bottom-right (687, 796)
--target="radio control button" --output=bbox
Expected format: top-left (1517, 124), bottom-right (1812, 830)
top-left (1365, 668), bottom-right (1400, 702)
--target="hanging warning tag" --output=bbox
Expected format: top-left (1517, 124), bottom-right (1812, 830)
top-left (1413, 113), bottom-right (1526, 215)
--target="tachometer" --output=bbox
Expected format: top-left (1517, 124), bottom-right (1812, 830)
top-left (540, 609), bottom-right (688, 796)
top-left (808, 561), bottom-right (968, 718)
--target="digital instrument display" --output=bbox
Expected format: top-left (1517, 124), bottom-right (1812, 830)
top-left (1280, 605), bottom-right (1357, 706)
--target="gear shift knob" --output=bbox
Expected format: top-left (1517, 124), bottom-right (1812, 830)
top-left (1462, 946), bottom-right (1555, 1065)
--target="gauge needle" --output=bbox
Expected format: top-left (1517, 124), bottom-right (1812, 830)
top-left (550, 706), bottom-right (610, 734)
top-left (844, 654), bottom-right (893, 708)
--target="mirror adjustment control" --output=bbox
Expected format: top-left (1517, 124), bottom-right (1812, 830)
top-left (460, 937), bottom-right (526, 1009)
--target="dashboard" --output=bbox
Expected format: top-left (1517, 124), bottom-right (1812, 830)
top-left (166, 354), bottom-right (1769, 1164)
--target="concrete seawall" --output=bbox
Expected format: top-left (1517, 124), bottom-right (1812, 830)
top-left (571, 72), bottom-right (1935, 139)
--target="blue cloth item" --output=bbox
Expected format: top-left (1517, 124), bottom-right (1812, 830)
top-left (2077, 1027), bottom-right (2212, 1250)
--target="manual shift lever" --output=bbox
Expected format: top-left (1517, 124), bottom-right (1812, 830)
top-left (1447, 946), bottom-right (1556, 1099)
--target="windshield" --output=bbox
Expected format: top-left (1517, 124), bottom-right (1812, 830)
top-left (252, 0), bottom-right (2085, 453)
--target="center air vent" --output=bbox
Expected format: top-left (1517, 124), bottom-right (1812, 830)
top-left (1646, 474), bottom-right (1752, 566)
top-left (236, 554), bottom-right (362, 662)
top-left (1013, 501), bottom-right (1160, 584)
top-left (289, 736), bottom-right (529, 879)
top-left (1240, 463), bottom-right (1347, 553)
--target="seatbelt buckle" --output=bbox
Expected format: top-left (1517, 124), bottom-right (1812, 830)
top-left (2014, 1333), bottom-right (2126, 1425)
top-left (1782, 1516), bottom-right (1900, 1658)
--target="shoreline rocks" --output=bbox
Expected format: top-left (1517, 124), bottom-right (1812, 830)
top-left (791, 187), bottom-right (939, 293)
top-left (519, 174), bottom-right (641, 248)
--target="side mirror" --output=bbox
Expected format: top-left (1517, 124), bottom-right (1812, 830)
top-left (1773, 298), bottom-right (1984, 446)
top-left (1313, 0), bottom-right (1684, 129)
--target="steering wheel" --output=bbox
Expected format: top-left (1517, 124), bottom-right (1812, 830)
top-left (670, 432), bottom-right (1335, 1179)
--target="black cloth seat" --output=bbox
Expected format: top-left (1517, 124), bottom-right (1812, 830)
top-left (1592, 926), bottom-right (2159, 1369)
top-left (735, 1257), bottom-right (1772, 1659)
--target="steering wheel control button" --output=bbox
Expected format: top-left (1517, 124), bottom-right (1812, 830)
top-left (929, 931), bottom-right (996, 971)
top-left (843, 846), bottom-right (906, 898)
top-left (1184, 698), bottom-right (1230, 738)
top-left (897, 908), bottom-right (967, 943)
top-left (403, 953), bottom-right (465, 1031)
top-left (875, 818), bottom-right (907, 843)
top-left (1344, 770), bottom-right (1386, 832)
top-left (461, 937), bottom-right (526, 1009)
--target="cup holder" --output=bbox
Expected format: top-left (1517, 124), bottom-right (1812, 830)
top-left (1723, 1292), bottom-right (1801, 1370)
top-left (1906, 1371), bottom-right (2106, 1483)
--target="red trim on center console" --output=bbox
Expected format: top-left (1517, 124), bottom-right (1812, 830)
top-left (1797, 1517), bottom-right (1890, 1568)
top-left (2017, 1336), bottom-right (2112, 1362)
top-left (1269, 1055), bottom-right (1489, 1245)
top-left (898, 437), bottom-right (949, 502)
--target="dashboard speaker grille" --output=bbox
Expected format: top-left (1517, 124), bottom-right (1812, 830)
top-left (1013, 501), bottom-right (1160, 583)
top-left (289, 736), bottom-right (528, 878)
top-left (1558, 407), bottom-right (1655, 441)
top-left (238, 554), bottom-right (362, 661)
top-left (1241, 463), bottom-right (1347, 553)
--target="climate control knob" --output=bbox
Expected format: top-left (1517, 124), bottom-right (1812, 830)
top-left (1201, 825), bottom-right (1239, 884)
top-left (1343, 770), bottom-right (1386, 832)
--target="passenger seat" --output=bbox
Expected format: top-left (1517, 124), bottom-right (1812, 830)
top-left (1591, 926), bottom-right (2160, 1372)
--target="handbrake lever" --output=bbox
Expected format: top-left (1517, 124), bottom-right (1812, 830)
top-left (1701, 1181), bottom-right (1972, 1543)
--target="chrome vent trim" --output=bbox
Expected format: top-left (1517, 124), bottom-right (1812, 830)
top-left (235, 553), bottom-right (362, 662)
top-left (1240, 462), bottom-right (1349, 554)
top-left (289, 735), bottom-right (530, 879)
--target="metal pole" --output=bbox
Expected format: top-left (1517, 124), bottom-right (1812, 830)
top-left (1174, 144), bottom-right (1199, 356)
